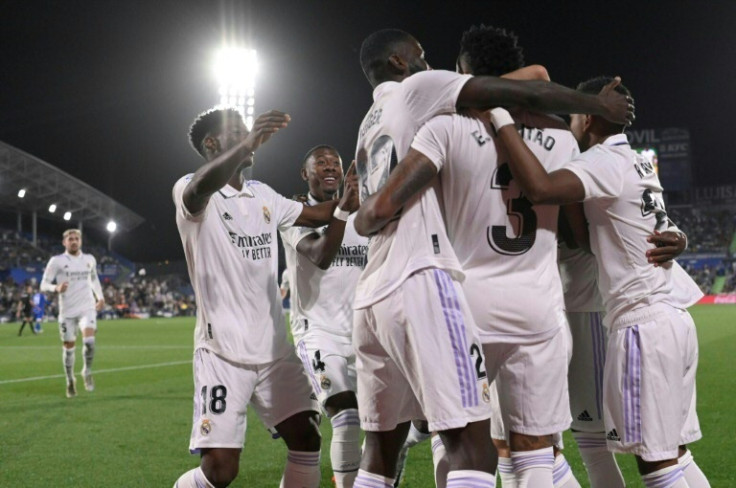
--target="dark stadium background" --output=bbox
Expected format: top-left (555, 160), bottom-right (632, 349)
top-left (1, 0), bottom-right (735, 262)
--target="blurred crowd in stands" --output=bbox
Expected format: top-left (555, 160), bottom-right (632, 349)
top-left (2, 204), bottom-right (736, 325)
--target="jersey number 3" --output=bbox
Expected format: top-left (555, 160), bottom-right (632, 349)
top-left (487, 163), bottom-right (537, 255)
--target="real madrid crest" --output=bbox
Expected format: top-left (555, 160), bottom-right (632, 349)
top-left (320, 374), bottom-right (332, 390)
top-left (200, 418), bottom-right (212, 436)
top-left (482, 382), bottom-right (491, 404)
top-left (262, 206), bottom-right (271, 224)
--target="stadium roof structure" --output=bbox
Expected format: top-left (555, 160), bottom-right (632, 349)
top-left (0, 140), bottom-right (144, 232)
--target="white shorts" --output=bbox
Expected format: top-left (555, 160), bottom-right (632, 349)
top-left (296, 330), bottom-right (356, 408)
top-left (604, 304), bottom-right (701, 462)
top-left (568, 311), bottom-right (608, 432)
top-left (483, 323), bottom-right (571, 437)
top-left (188, 348), bottom-right (319, 452)
top-left (354, 269), bottom-right (492, 433)
top-left (59, 312), bottom-right (97, 342)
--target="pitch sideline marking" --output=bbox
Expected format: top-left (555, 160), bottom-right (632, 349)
top-left (0, 360), bottom-right (190, 385)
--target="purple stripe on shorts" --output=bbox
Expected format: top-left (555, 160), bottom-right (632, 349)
top-left (433, 269), bottom-right (473, 408)
top-left (591, 312), bottom-right (605, 419)
top-left (438, 270), bottom-right (479, 407)
top-left (297, 341), bottom-right (321, 395)
top-left (623, 326), bottom-right (642, 444)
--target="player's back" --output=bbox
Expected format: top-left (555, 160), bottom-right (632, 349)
top-left (353, 70), bottom-right (471, 309)
top-left (565, 136), bottom-right (702, 324)
top-left (422, 111), bottom-right (578, 341)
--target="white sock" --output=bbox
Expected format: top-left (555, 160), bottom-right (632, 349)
top-left (173, 467), bottom-right (215, 488)
top-left (82, 336), bottom-right (95, 373)
top-left (447, 470), bottom-right (496, 488)
top-left (498, 456), bottom-right (517, 488)
top-left (354, 469), bottom-right (394, 488)
top-left (679, 450), bottom-right (710, 487)
top-left (330, 409), bottom-right (361, 487)
top-left (511, 447), bottom-right (554, 488)
top-left (642, 464), bottom-right (688, 488)
top-left (431, 435), bottom-right (449, 488)
top-left (280, 450), bottom-right (321, 488)
top-left (572, 431), bottom-right (624, 488)
top-left (63, 346), bottom-right (75, 384)
top-left (553, 454), bottom-right (580, 488)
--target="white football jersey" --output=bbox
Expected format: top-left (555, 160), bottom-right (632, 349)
top-left (564, 134), bottom-right (702, 325)
top-left (173, 175), bottom-right (302, 364)
top-left (280, 195), bottom-right (368, 342)
top-left (411, 112), bottom-right (579, 342)
top-left (353, 70), bottom-right (472, 309)
top-left (41, 252), bottom-right (103, 318)
top-left (558, 243), bottom-right (604, 313)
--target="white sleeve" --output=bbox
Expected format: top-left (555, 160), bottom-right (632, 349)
top-left (265, 186), bottom-right (304, 232)
top-left (281, 224), bottom-right (319, 250)
top-left (40, 257), bottom-right (58, 293)
top-left (403, 70), bottom-right (473, 123)
top-left (563, 150), bottom-right (624, 201)
top-left (172, 174), bottom-right (206, 222)
top-left (90, 256), bottom-right (104, 300)
top-left (410, 114), bottom-right (453, 172)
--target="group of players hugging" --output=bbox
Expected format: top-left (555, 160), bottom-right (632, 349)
top-left (172, 26), bottom-right (710, 488)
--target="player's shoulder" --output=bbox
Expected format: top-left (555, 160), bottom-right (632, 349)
top-left (510, 109), bottom-right (570, 132)
top-left (403, 69), bottom-right (468, 91)
top-left (245, 179), bottom-right (278, 198)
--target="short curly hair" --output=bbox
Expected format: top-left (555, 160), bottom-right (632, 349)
top-left (458, 24), bottom-right (524, 77)
top-left (188, 107), bottom-right (243, 157)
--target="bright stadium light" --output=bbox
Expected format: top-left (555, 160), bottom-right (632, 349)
top-left (48, 204), bottom-right (57, 213)
top-left (17, 188), bottom-right (26, 198)
top-left (214, 47), bottom-right (257, 128)
top-left (63, 211), bottom-right (72, 221)
top-left (106, 220), bottom-right (117, 233)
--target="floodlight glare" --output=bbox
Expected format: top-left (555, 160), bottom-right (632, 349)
top-left (214, 47), bottom-right (257, 128)
top-left (106, 220), bottom-right (117, 233)
top-left (63, 211), bottom-right (72, 221)
top-left (48, 204), bottom-right (57, 213)
top-left (17, 189), bottom-right (26, 198)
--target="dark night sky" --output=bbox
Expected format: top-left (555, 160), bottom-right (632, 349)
top-left (2, 0), bottom-right (735, 262)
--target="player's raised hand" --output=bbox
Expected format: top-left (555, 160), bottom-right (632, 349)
top-left (597, 76), bottom-right (635, 126)
top-left (245, 110), bottom-right (291, 153)
top-left (339, 160), bottom-right (360, 213)
top-left (646, 230), bottom-right (686, 267)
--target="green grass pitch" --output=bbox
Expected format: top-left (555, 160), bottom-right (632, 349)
top-left (1, 305), bottom-right (734, 487)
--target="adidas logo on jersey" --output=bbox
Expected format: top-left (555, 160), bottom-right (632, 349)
top-left (577, 410), bottom-right (593, 421)
top-left (606, 429), bottom-right (620, 441)
top-left (222, 212), bottom-right (233, 221)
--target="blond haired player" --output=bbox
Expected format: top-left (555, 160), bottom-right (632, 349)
top-left (40, 229), bottom-right (105, 397)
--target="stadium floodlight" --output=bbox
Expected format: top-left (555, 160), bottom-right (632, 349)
top-left (106, 220), bottom-right (117, 233)
top-left (63, 211), bottom-right (72, 221)
top-left (48, 204), bottom-right (57, 213)
top-left (214, 47), bottom-right (257, 129)
top-left (17, 188), bottom-right (26, 198)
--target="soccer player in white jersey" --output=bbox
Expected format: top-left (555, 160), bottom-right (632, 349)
top-left (351, 29), bottom-right (633, 488)
top-left (488, 77), bottom-right (710, 488)
top-left (280, 145), bottom-right (366, 487)
top-left (41, 229), bottom-right (105, 398)
top-left (172, 108), bottom-right (351, 488)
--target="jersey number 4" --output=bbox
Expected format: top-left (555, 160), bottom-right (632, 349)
top-left (488, 163), bottom-right (537, 255)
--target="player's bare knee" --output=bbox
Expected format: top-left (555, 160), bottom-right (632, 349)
top-left (200, 448), bottom-right (240, 487)
top-left (361, 425), bottom-right (410, 478)
top-left (278, 410), bottom-right (322, 451)
top-left (439, 420), bottom-right (496, 472)
top-left (509, 431), bottom-right (553, 451)
top-left (635, 455), bottom-right (679, 475)
top-left (324, 391), bottom-right (358, 417)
